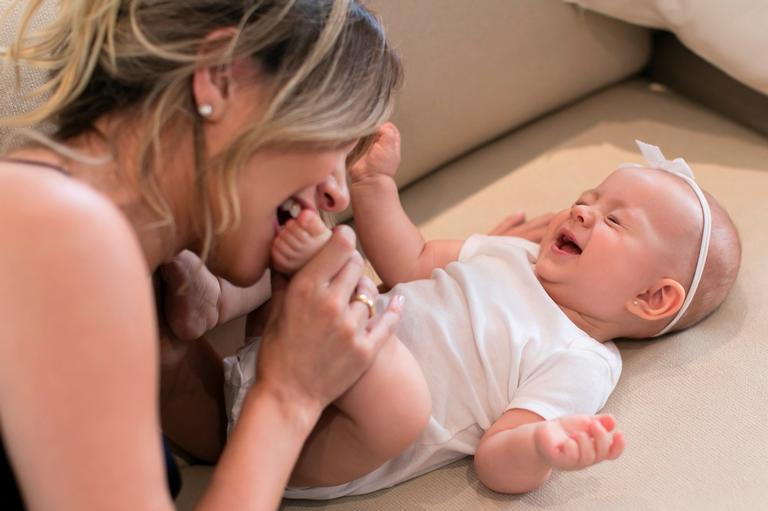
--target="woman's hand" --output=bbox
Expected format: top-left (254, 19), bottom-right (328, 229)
top-left (254, 225), bottom-right (403, 416)
top-left (488, 211), bottom-right (555, 243)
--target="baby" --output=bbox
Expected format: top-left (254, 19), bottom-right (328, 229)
top-left (166, 126), bottom-right (741, 498)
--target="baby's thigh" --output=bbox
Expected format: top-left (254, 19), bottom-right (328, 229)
top-left (290, 335), bottom-right (431, 487)
top-left (334, 334), bottom-right (431, 455)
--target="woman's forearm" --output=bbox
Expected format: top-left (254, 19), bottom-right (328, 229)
top-left (197, 383), bottom-right (321, 511)
top-left (350, 176), bottom-right (428, 287)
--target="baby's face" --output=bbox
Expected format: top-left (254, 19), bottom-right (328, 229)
top-left (535, 167), bottom-right (702, 322)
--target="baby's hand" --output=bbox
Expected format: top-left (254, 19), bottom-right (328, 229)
top-left (160, 250), bottom-right (221, 341)
top-left (349, 122), bottom-right (401, 184)
top-left (534, 414), bottom-right (624, 471)
top-left (271, 209), bottom-right (332, 275)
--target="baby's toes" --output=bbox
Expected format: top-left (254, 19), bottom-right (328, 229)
top-left (298, 209), bottom-right (331, 239)
top-left (278, 223), bottom-right (306, 251)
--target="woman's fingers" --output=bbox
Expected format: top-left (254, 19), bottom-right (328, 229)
top-left (296, 225), bottom-right (357, 285)
top-left (488, 211), bottom-right (555, 241)
top-left (364, 294), bottom-right (404, 351)
top-left (349, 275), bottom-right (379, 325)
top-left (488, 212), bottom-right (525, 235)
top-left (525, 211), bottom-right (556, 227)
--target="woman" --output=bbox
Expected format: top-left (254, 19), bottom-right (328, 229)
top-left (0, 1), bottom-right (403, 509)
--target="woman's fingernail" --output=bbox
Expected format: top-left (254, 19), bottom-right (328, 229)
top-left (336, 225), bottom-right (356, 243)
top-left (395, 295), bottom-right (405, 309)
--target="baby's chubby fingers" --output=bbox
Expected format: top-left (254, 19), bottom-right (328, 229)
top-left (572, 431), bottom-right (596, 467)
top-left (596, 414), bottom-right (616, 432)
top-left (606, 430), bottom-right (625, 460)
top-left (556, 436), bottom-right (580, 469)
top-left (590, 419), bottom-right (611, 462)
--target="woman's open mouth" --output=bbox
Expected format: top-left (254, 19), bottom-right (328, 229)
top-left (277, 198), bottom-right (302, 226)
top-left (553, 229), bottom-right (583, 255)
top-left (274, 197), bottom-right (315, 234)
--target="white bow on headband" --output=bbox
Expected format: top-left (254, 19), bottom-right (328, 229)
top-left (618, 140), bottom-right (712, 337)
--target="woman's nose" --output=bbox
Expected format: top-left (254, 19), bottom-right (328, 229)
top-left (570, 204), bottom-right (595, 227)
top-left (316, 173), bottom-right (350, 213)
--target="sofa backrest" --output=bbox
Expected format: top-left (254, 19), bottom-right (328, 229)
top-left (370, 0), bottom-right (651, 188)
top-left (0, 0), bottom-right (56, 148)
top-left (1, 0), bottom-right (651, 184)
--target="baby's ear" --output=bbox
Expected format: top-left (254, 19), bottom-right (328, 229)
top-left (627, 278), bottom-right (685, 321)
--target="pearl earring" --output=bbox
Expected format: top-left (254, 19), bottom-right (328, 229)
top-left (633, 300), bottom-right (639, 306)
top-left (198, 104), bottom-right (213, 118)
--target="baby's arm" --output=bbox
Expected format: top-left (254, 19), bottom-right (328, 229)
top-left (350, 123), bottom-right (463, 288)
top-left (474, 409), bottom-right (624, 494)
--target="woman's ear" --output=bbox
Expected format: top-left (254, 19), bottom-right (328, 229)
top-left (626, 278), bottom-right (686, 321)
top-left (192, 28), bottom-right (239, 122)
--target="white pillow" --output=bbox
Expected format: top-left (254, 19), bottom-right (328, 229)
top-left (564, 0), bottom-right (768, 95)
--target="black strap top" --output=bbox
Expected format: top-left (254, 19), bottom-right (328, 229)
top-left (0, 156), bottom-right (70, 175)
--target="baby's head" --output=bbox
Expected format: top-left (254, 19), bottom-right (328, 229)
top-left (536, 157), bottom-right (740, 340)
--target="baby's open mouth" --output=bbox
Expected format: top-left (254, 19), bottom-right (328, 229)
top-left (555, 231), bottom-right (582, 255)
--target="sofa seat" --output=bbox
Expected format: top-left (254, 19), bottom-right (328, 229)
top-left (177, 78), bottom-right (768, 511)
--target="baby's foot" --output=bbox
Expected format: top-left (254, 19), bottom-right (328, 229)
top-left (161, 250), bottom-right (221, 340)
top-left (271, 209), bottom-right (332, 274)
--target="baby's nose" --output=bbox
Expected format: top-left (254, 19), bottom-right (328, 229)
top-left (316, 174), bottom-right (350, 213)
top-left (571, 204), bottom-right (595, 226)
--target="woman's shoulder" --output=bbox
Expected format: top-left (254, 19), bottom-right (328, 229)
top-left (0, 159), bottom-right (147, 283)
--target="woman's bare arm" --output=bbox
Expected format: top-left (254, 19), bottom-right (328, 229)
top-left (0, 170), bottom-right (401, 510)
top-left (0, 172), bottom-right (173, 510)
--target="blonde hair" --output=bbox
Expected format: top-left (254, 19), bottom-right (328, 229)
top-left (1, 0), bottom-right (401, 259)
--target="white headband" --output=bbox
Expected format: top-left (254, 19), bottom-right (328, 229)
top-left (617, 140), bottom-right (712, 337)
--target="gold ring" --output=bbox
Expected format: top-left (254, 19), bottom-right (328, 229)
top-left (351, 293), bottom-right (375, 319)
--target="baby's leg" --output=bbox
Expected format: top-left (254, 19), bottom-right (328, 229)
top-left (289, 325), bottom-right (431, 487)
top-left (271, 210), bottom-right (332, 275)
top-left (272, 210), bottom-right (431, 487)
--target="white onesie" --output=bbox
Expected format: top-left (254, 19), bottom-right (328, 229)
top-left (223, 235), bottom-right (622, 499)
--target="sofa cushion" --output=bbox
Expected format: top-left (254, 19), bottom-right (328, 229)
top-left (649, 32), bottom-right (768, 139)
top-left (565, 0), bottom-right (768, 95)
top-left (265, 79), bottom-right (768, 510)
top-left (369, 0), bottom-right (650, 189)
top-left (0, 0), bottom-right (57, 149)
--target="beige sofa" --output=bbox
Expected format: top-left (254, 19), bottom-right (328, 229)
top-left (181, 2), bottom-right (768, 510)
top-left (3, 1), bottom-right (766, 509)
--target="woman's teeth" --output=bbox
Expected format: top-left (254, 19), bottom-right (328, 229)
top-left (279, 198), bottom-right (302, 219)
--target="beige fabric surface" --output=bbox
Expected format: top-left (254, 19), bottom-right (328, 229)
top-left (180, 79), bottom-right (768, 510)
top-left (0, 0), bottom-right (56, 149)
top-left (368, 0), bottom-right (650, 189)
